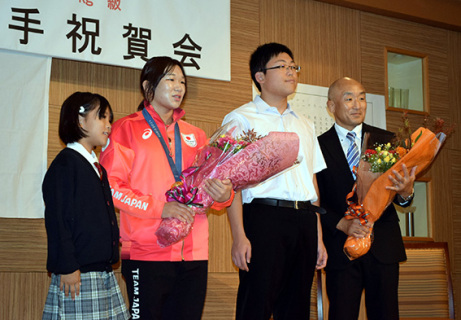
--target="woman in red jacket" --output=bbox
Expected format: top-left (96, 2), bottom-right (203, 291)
top-left (100, 56), bottom-right (233, 320)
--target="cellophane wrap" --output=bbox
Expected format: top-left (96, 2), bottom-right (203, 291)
top-left (155, 122), bottom-right (300, 247)
top-left (344, 127), bottom-right (446, 260)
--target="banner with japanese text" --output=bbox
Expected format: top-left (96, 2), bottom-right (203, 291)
top-left (0, 0), bottom-right (231, 81)
top-left (0, 49), bottom-right (50, 218)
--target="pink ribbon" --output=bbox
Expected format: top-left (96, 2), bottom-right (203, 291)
top-left (165, 167), bottom-right (203, 207)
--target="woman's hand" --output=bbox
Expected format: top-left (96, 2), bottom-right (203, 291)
top-left (161, 201), bottom-right (195, 223)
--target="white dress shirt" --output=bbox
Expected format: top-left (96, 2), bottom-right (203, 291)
top-left (222, 95), bottom-right (326, 204)
top-left (334, 123), bottom-right (363, 159)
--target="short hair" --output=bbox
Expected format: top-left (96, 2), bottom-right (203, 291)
top-left (138, 56), bottom-right (187, 111)
top-left (59, 92), bottom-right (113, 145)
top-left (250, 42), bottom-right (294, 92)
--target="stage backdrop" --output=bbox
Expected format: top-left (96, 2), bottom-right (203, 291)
top-left (0, 0), bottom-right (231, 81)
top-left (0, 49), bottom-right (51, 218)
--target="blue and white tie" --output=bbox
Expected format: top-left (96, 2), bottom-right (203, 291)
top-left (346, 131), bottom-right (359, 178)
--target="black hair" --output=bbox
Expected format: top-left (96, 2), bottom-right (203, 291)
top-left (249, 42), bottom-right (294, 92)
top-left (137, 56), bottom-right (187, 111)
top-left (59, 92), bottom-right (113, 145)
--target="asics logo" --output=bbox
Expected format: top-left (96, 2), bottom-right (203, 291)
top-left (142, 129), bottom-right (153, 139)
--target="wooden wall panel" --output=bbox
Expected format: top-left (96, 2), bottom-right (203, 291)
top-left (450, 150), bottom-right (461, 315)
top-left (0, 272), bottom-right (50, 319)
top-left (448, 30), bottom-right (461, 161)
top-left (260, 0), bottom-right (362, 88)
top-left (49, 60), bottom-right (142, 115)
top-left (0, 219), bottom-right (47, 273)
top-left (448, 30), bottom-right (461, 318)
top-left (314, 0), bottom-right (461, 32)
top-left (202, 273), bottom-right (239, 319)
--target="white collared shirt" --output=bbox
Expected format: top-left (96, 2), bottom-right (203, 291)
top-left (334, 123), bottom-right (363, 159)
top-left (67, 142), bottom-right (101, 178)
top-left (222, 95), bottom-right (326, 204)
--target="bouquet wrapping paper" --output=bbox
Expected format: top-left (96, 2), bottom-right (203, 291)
top-left (344, 127), bottom-right (446, 260)
top-left (156, 124), bottom-right (300, 247)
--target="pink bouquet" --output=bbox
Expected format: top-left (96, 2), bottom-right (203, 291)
top-left (155, 121), bottom-right (300, 247)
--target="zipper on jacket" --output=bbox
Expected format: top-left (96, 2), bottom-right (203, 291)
top-left (181, 240), bottom-right (185, 261)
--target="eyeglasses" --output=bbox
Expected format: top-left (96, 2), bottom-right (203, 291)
top-left (263, 64), bottom-right (301, 73)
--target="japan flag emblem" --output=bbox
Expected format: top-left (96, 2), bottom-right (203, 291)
top-left (181, 133), bottom-right (197, 147)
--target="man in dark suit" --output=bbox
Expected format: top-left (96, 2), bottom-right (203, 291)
top-left (317, 77), bottom-right (416, 320)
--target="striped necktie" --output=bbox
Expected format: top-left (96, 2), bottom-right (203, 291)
top-left (94, 162), bottom-right (103, 180)
top-left (346, 131), bottom-right (359, 178)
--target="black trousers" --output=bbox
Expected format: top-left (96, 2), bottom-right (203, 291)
top-left (122, 259), bottom-right (208, 320)
top-left (235, 202), bottom-right (318, 320)
top-left (326, 253), bottom-right (400, 320)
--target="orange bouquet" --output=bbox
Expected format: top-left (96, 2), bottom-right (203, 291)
top-left (343, 124), bottom-right (448, 260)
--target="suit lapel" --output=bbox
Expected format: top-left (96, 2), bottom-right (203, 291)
top-left (322, 126), bottom-right (354, 181)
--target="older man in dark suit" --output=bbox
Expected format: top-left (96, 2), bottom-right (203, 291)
top-left (317, 77), bottom-right (416, 320)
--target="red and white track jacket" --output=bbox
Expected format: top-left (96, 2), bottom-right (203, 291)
top-left (100, 104), bottom-right (230, 261)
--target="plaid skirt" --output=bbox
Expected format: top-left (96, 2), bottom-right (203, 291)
top-left (42, 271), bottom-right (130, 320)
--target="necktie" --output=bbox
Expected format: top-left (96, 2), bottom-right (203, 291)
top-left (94, 162), bottom-right (103, 180)
top-left (346, 131), bottom-right (359, 178)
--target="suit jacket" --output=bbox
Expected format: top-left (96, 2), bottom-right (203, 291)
top-left (317, 123), bottom-right (406, 271)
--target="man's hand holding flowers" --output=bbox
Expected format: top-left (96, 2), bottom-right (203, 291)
top-left (386, 163), bottom-right (416, 202)
top-left (337, 215), bottom-right (372, 239)
top-left (202, 178), bottom-right (234, 203)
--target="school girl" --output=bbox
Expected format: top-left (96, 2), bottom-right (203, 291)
top-left (42, 92), bottom-right (129, 320)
